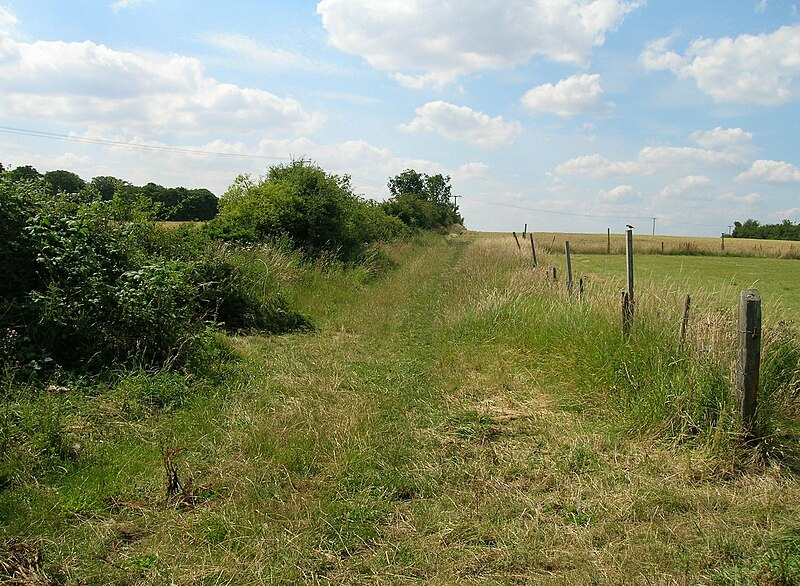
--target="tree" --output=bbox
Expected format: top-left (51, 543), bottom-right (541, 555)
top-left (383, 169), bottom-right (462, 229)
top-left (8, 165), bottom-right (42, 183)
top-left (44, 170), bottom-right (86, 195)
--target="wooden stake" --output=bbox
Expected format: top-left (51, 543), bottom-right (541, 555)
top-left (551, 266), bottom-right (557, 282)
top-left (530, 234), bottom-right (537, 267)
top-left (678, 294), bottom-right (691, 352)
top-left (565, 241), bottom-right (573, 295)
top-left (607, 228), bottom-right (611, 254)
top-left (522, 223), bottom-right (527, 240)
top-left (625, 227), bottom-right (635, 322)
top-left (737, 290), bottom-right (761, 438)
top-left (721, 233), bottom-right (726, 252)
top-left (512, 231), bottom-right (521, 249)
top-left (579, 277), bottom-right (584, 301)
top-left (621, 291), bottom-right (633, 337)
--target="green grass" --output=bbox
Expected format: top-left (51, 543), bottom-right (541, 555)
top-left (1, 232), bottom-right (799, 584)
top-left (571, 252), bottom-right (800, 320)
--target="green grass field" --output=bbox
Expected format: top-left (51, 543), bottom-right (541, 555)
top-left (571, 252), bottom-right (800, 320)
top-left (2, 232), bottom-right (799, 584)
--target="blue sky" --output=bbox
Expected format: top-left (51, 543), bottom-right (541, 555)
top-left (1, 0), bottom-right (799, 235)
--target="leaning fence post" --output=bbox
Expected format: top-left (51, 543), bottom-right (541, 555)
top-left (565, 241), bottom-right (573, 295)
top-left (530, 234), bottom-right (537, 267)
top-left (522, 223), bottom-right (527, 240)
top-left (737, 290), bottom-right (761, 438)
top-left (678, 294), bottom-right (691, 352)
top-left (512, 231), bottom-right (521, 249)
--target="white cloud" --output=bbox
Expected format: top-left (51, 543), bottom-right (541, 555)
top-left (110, 0), bottom-right (154, 11)
top-left (0, 25), bottom-right (323, 137)
top-left (521, 73), bottom-right (613, 116)
top-left (754, 0), bottom-right (768, 13)
top-left (734, 159), bottom-right (800, 183)
top-left (556, 145), bottom-right (745, 179)
top-left (398, 101), bottom-right (521, 148)
top-left (690, 127), bottom-right (755, 153)
top-left (641, 25), bottom-right (800, 105)
top-left (718, 192), bottom-right (762, 203)
top-left (599, 184), bottom-right (641, 203)
top-left (317, 0), bottom-right (641, 87)
top-left (658, 175), bottom-right (713, 199)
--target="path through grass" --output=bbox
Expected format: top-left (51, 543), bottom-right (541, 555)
top-left (2, 233), bottom-right (799, 584)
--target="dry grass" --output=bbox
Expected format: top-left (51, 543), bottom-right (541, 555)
top-left (3, 233), bottom-right (799, 584)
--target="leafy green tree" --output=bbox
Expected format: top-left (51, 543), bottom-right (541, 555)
top-left (383, 169), bottom-right (462, 229)
top-left (90, 175), bottom-right (131, 200)
top-left (8, 165), bottom-right (42, 183)
top-left (44, 170), bottom-right (86, 195)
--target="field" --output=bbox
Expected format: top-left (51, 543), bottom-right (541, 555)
top-left (2, 232), bottom-right (799, 584)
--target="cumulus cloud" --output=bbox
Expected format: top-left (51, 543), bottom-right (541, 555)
top-left (640, 25), bottom-right (800, 105)
top-left (690, 127), bottom-right (755, 153)
top-left (556, 145), bottom-right (746, 179)
top-left (398, 101), bottom-right (521, 148)
top-left (734, 159), bottom-right (800, 183)
top-left (317, 0), bottom-right (641, 87)
top-left (0, 9), bottom-right (323, 137)
top-left (658, 175), bottom-right (713, 199)
top-left (521, 73), bottom-right (613, 116)
top-left (598, 184), bottom-right (641, 203)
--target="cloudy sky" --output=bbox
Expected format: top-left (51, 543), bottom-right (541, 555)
top-left (1, 0), bottom-right (799, 234)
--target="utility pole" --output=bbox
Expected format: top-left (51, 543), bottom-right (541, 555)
top-left (651, 217), bottom-right (657, 236)
top-left (728, 225), bottom-right (734, 235)
top-left (451, 193), bottom-right (462, 209)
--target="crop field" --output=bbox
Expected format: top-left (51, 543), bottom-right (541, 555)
top-left (532, 231), bottom-right (800, 259)
top-left (2, 232), bottom-right (799, 585)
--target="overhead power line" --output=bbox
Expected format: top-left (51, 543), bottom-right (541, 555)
top-left (0, 125), bottom-right (292, 161)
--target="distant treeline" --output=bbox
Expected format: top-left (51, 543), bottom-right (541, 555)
top-left (732, 219), bottom-right (800, 241)
top-left (0, 163), bottom-right (218, 221)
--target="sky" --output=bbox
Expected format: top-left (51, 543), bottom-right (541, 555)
top-left (1, 1), bottom-right (799, 235)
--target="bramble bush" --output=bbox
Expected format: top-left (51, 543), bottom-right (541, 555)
top-left (0, 175), bottom-right (308, 374)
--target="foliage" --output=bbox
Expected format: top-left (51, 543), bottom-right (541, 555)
top-left (0, 176), bottom-right (307, 373)
top-left (43, 170), bottom-right (86, 195)
top-left (210, 159), bottom-right (408, 259)
top-left (733, 218), bottom-right (800, 241)
top-left (382, 169), bottom-right (463, 230)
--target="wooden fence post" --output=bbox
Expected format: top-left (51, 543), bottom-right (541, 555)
top-left (522, 223), bottom-right (527, 240)
top-left (678, 294), bottom-right (691, 352)
top-left (625, 226), bottom-right (634, 326)
top-left (579, 277), bottom-right (584, 301)
top-left (512, 231), bottom-right (521, 249)
top-left (551, 267), bottom-right (557, 282)
top-left (737, 290), bottom-right (761, 438)
top-left (721, 233), bottom-right (726, 252)
top-left (530, 234), bottom-right (537, 267)
top-left (621, 291), bottom-right (632, 336)
top-left (607, 228), bottom-right (611, 254)
top-left (565, 240), bottom-right (573, 295)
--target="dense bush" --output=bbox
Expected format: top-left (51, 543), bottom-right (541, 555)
top-left (0, 176), bottom-right (307, 373)
top-left (208, 160), bottom-right (408, 259)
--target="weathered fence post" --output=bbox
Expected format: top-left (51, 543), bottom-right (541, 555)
top-left (530, 234), bottom-right (537, 267)
top-left (551, 267), bottom-right (557, 282)
top-left (661, 241), bottom-right (664, 254)
top-left (678, 294), bottom-right (691, 352)
top-left (737, 290), bottom-right (761, 438)
top-left (512, 231), bottom-right (521, 249)
top-left (607, 228), bottom-right (611, 254)
top-left (721, 233), bottom-right (726, 252)
top-left (579, 277), bottom-right (584, 301)
top-left (522, 223), bottom-right (527, 240)
top-left (621, 291), bottom-right (633, 336)
top-left (565, 241), bottom-right (573, 295)
top-left (625, 226), bottom-right (634, 325)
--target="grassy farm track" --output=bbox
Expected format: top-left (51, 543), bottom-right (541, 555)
top-left (3, 233), bottom-right (799, 584)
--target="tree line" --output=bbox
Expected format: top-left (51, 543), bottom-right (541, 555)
top-left (731, 219), bottom-right (800, 241)
top-left (0, 163), bottom-right (219, 221)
